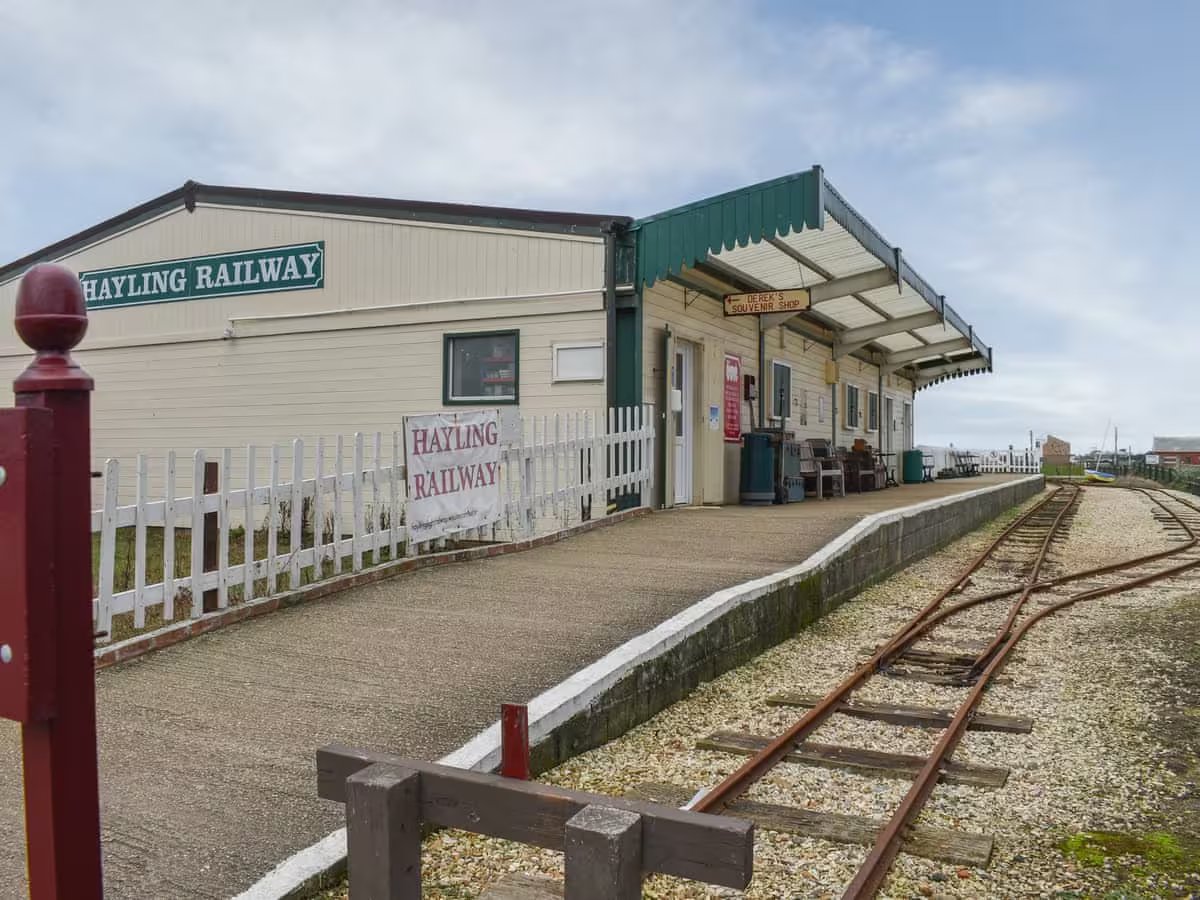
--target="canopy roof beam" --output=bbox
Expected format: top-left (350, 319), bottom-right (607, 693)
top-left (763, 242), bottom-right (903, 327)
top-left (836, 311), bottom-right (942, 346)
top-left (884, 338), bottom-right (971, 367)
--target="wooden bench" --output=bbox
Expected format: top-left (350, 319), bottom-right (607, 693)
top-left (317, 744), bottom-right (754, 899)
top-left (804, 439), bottom-right (845, 498)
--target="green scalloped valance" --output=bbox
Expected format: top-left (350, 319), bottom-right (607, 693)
top-left (633, 168), bottom-right (823, 288)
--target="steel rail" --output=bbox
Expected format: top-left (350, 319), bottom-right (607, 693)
top-left (876, 483), bottom-right (1079, 675)
top-left (843, 521), bottom-right (1200, 899)
top-left (890, 488), bottom-right (1198, 671)
top-left (692, 484), bottom-right (1073, 815)
top-left (967, 487), bottom-right (1192, 674)
top-left (966, 484), bottom-right (1081, 674)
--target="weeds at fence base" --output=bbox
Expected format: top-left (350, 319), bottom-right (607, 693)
top-left (93, 525), bottom-right (420, 644)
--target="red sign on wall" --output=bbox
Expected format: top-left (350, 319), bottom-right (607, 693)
top-left (723, 354), bottom-right (742, 442)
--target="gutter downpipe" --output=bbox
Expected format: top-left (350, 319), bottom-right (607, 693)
top-left (603, 224), bottom-right (618, 411)
top-left (757, 316), bottom-right (766, 428)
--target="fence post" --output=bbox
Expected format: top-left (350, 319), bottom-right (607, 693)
top-left (202, 459), bottom-right (219, 613)
top-left (346, 763), bottom-right (422, 900)
top-left (564, 805), bottom-right (643, 900)
top-left (12, 265), bottom-right (104, 899)
top-left (500, 703), bottom-right (530, 780)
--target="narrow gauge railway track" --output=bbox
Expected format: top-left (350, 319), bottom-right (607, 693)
top-left (683, 485), bottom-right (1200, 898)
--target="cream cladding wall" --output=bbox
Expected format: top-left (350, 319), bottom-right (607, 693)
top-left (0, 203), bottom-right (608, 503)
top-left (642, 279), bottom-right (914, 505)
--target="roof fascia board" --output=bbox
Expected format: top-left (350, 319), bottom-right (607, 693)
top-left (0, 180), bottom-right (626, 283)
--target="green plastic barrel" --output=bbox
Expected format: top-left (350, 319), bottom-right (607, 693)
top-left (902, 449), bottom-right (925, 484)
top-left (740, 433), bottom-right (775, 505)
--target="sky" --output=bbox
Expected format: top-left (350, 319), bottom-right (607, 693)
top-left (1, 0), bottom-right (1196, 453)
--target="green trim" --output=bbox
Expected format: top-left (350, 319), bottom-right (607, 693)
top-left (442, 329), bottom-right (520, 406)
top-left (632, 168), bottom-right (823, 288)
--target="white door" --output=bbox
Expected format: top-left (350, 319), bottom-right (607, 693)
top-left (673, 342), bottom-right (695, 504)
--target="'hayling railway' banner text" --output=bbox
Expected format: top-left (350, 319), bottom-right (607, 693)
top-left (403, 410), bottom-right (503, 544)
top-left (78, 241), bottom-right (325, 310)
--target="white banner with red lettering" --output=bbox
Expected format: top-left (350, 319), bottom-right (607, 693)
top-left (403, 410), bottom-right (503, 543)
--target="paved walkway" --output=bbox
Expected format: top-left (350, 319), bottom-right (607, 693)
top-left (0, 476), bottom-right (1023, 899)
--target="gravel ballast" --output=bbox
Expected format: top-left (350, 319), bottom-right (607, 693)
top-left (327, 486), bottom-right (1200, 899)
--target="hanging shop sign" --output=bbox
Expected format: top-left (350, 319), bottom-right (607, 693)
top-left (723, 289), bottom-right (810, 317)
top-left (403, 409), bottom-right (503, 544)
top-left (77, 241), bottom-right (325, 310)
top-left (723, 354), bottom-right (741, 442)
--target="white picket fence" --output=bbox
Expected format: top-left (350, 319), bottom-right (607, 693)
top-left (91, 406), bottom-right (654, 643)
top-left (976, 449), bottom-right (1041, 474)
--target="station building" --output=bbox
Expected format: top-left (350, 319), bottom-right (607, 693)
top-left (0, 167), bottom-right (991, 507)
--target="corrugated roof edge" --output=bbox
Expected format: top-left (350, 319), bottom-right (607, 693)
top-left (0, 180), bottom-right (632, 283)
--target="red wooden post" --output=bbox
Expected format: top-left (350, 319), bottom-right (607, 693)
top-left (13, 264), bottom-right (104, 899)
top-left (500, 702), bottom-right (530, 780)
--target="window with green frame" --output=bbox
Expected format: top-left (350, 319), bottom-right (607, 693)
top-left (443, 330), bottom-right (519, 405)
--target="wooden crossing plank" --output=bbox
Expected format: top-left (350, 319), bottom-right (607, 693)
top-left (626, 783), bottom-right (994, 868)
top-left (697, 732), bottom-right (1008, 788)
top-left (900, 647), bottom-right (979, 667)
top-left (882, 668), bottom-right (1012, 686)
top-left (766, 692), bottom-right (1033, 734)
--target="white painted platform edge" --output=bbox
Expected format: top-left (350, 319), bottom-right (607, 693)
top-left (234, 475), bottom-right (1041, 899)
top-left (231, 827), bottom-right (346, 900)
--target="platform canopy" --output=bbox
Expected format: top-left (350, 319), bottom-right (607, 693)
top-left (631, 166), bottom-right (991, 390)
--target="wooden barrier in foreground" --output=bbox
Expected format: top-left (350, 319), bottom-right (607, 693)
top-left (317, 744), bottom-right (754, 899)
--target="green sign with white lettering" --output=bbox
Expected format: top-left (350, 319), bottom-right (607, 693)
top-left (78, 241), bottom-right (325, 310)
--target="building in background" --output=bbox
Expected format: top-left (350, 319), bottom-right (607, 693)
top-left (0, 167), bottom-right (993, 507)
top-left (1041, 434), bottom-right (1071, 469)
top-left (1151, 436), bottom-right (1200, 466)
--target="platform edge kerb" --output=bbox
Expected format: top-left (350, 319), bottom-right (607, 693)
top-left (238, 475), bottom-right (1042, 900)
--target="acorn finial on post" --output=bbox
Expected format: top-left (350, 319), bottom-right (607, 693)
top-left (13, 264), bottom-right (93, 393)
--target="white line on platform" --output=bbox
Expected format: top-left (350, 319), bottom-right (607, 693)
top-left (235, 475), bottom-right (1041, 900)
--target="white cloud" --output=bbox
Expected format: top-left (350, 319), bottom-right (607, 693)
top-left (0, 1), bottom-right (1192, 451)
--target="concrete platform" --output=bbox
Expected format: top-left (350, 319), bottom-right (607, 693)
top-left (0, 475), bottom-right (1028, 900)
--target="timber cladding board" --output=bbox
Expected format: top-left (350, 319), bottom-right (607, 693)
top-left (24, 309), bottom-right (608, 509)
top-left (0, 203), bottom-right (606, 351)
top-left (641, 279), bottom-right (914, 504)
top-left (316, 745), bottom-right (754, 889)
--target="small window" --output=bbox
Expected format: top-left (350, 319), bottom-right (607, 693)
top-left (771, 361), bottom-right (791, 419)
top-left (867, 391), bottom-right (879, 432)
top-left (444, 330), bottom-right (519, 405)
top-left (843, 384), bottom-right (861, 430)
top-left (553, 341), bottom-right (604, 382)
